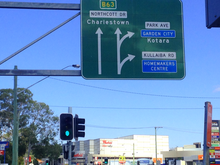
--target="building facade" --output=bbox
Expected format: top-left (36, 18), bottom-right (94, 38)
top-left (72, 135), bottom-right (169, 165)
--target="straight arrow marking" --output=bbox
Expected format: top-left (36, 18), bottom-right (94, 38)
top-left (115, 28), bottom-right (122, 75)
top-left (96, 28), bottom-right (103, 75)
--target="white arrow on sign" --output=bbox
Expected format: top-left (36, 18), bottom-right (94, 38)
top-left (115, 28), bottom-right (135, 74)
top-left (96, 28), bottom-right (103, 75)
top-left (119, 54), bottom-right (135, 74)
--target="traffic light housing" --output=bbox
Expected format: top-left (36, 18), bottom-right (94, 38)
top-left (63, 144), bottom-right (68, 159)
top-left (74, 115), bottom-right (85, 138)
top-left (104, 159), bottom-right (108, 164)
top-left (60, 113), bottom-right (73, 140)
top-left (206, 0), bottom-right (220, 28)
top-left (46, 160), bottom-right (49, 165)
top-left (71, 144), bottom-right (75, 158)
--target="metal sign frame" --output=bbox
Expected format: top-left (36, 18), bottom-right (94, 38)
top-left (81, 0), bottom-right (185, 80)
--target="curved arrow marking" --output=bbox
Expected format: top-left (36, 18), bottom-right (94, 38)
top-left (119, 31), bottom-right (135, 46)
top-left (96, 28), bottom-right (103, 75)
top-left (115, 28), bottom-right (135, 74)
top-left (118, 54), bottom-right (135, 74)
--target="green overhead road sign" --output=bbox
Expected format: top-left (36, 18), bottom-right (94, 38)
top-left (81, 0), bottom-right (185, 79)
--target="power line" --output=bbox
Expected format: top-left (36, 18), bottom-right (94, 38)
top-left (17, 65), bottom-right (80, 95)
top-left (49, 77), bottom-right (220, 99)
top-left (85, 124), bottom-right (203, 134)
top-left (49, 105), bottom-right (206, 110)
top-left (163, 127), bottom-right (203, 134)
top-left (86, 124), bottom-right (154, 129)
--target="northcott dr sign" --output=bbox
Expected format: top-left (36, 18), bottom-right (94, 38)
top-left (81, 0), bottom-right (185, 79)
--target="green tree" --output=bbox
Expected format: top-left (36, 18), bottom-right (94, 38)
top-left (32, 138), bottom-right (62, 164)
top-left (0, 88), bottom-right (33, 164)
top-left (33, 139), bottom-right (62, 158)
top-left (47, 142), bottom-right (62, 162)
top-left (0, 88), bottom-right (59, 165)
top-left (0, 88), bottom-right (33, 140)
top-left (33, 159), bottom-right (39, 165)
top-left (24, 101), bottom-right (59, 165)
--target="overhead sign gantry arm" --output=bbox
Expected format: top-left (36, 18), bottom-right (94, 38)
top-left (0, 1), bottom-right (81, 76)
top-left (0, 1), bottom-right (80, 10)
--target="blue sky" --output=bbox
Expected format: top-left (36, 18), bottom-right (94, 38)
top-left (1, 0), bottom-right (220, 149)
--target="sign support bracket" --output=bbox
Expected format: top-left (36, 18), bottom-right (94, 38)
top-left (0, 2), bottom-right (80, 10)
top-left (0, 69), bottom-right (81, 76)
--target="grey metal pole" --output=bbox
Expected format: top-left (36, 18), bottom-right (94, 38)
top-left (0, 2), bottom-right (80, 10)
top-left (155, 127), bottom-right (162, 165)
top-left (155, 127), bottom-right (157, 165)
top-left (68, 107), bottom-right (72, 114)
top-left (203, 102), bottom-right (211, 165)
top-left (12, 66), bottom-right (18, 165)
top-left (0, 12), bottom-right (80, 65)
top-left (203, 102), bottom-right (207, 165)
top-left (68, 141), bottom-right (72, 165)
top-left (133, 143), bottom-right (135, 165)
top-left (68, 107), bottom-right (72, 165)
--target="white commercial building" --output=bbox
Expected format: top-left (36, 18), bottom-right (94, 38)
top-left (72, 135), bottom-right (169, 165)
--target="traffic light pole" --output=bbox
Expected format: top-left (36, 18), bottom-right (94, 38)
top-left (68, 107), bottom-right (72, 165)
top-left (68, 141), bottom-right (72, 165)
top-left (155, 127), bottom-right (162, 165)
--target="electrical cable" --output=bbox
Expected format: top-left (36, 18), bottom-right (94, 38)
top-left (86, 124), bottom-right (155, 129)
top-left (49, 105), bottom-right (207, 111)
top-left (85, 124), bottom-right (203, 134)
top-left (49, 77), bottom-right (220, 99)
top-left (17, 65), bottom-right (79, 95)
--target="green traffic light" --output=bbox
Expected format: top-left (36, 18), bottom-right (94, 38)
top-left (65, 130), bottom-right (70, 136)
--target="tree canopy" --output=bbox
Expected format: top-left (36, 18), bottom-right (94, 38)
top-left (0, 88), bottom-right (62, 164)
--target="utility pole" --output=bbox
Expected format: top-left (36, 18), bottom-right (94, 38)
top-left (12, 66), bottom-right (18, 165)
top-left (68, 107), bottom-right (72, 165)
top-left (203, 102), bottom-right (212, 165)
top-left (133, 143), bottom-right (135, 165)
top-left (155, 127), bottom-right (162, 165)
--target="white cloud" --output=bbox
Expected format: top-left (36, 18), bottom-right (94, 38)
top-left (214, 87), bottom-right (220, 92)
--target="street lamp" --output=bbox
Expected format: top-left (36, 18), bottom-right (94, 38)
top-left (72, 64), bottom-right (80, 68)
top-left (17, 64), bottom-right (80, 95)
top-left (155, 127), bottom-right (163, 165)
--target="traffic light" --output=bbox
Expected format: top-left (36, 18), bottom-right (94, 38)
top-left (63, 144), bottom-right (68, 159)
top-left (74, 115), bottom-right (85, 138)
top-left (60, 113), bottom-right (73, 140)
top-left (104, 158), bottom-right (108, 164)
top-left (205, 0), bottom-right (220, 28)
top-left (46, 160), bottom-right (49, 165)
top-left (71, 144), bottom-right (75, 158)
